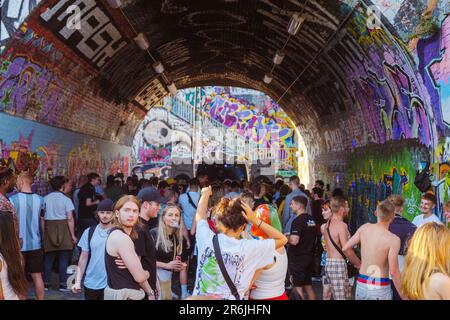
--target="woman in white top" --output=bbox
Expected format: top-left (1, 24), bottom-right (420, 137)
top-left (0, 211), bottom-right (28, 300)
top-left (243, 199), bottom-right (288, 300)
top-left (249, 247), bottom-right (288, 300)
top-left (193, 186), bottom-right (288, 300)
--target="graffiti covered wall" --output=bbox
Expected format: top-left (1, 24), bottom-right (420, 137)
top-left (309, 1), bottom-right (449, 224)
top-left (0, 0), bottom-right (42, 51)
top-left (0, 113), bottom-right (130, 195)
top-left (202, 86), bottom-right (296, 150)
top-left (0, 1), bottom-right (143, 146)
top-left (132, 106), bottom-right (192, 179)
top-left (344, 141), bottom-right (426, 231)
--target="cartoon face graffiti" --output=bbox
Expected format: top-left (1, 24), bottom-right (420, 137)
top-left (143, 119), bottom-right (191, 149)
top-left (143, 120), bottom-right (171, 147)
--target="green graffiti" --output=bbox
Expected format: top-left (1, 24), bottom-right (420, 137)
top-left (347, 147), bottom-right (422, 224)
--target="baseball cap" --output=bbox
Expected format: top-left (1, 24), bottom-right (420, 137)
top-left (97, 199), bottom-right (114, 212)
top-left (139, 188), bottom-right (167, 204)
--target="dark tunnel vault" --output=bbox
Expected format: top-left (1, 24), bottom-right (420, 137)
top-left (0, 0), bottom-right (449, 223)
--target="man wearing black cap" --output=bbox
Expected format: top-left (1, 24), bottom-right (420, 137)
top-left (135, 189), bottom-right (167, 299)
top-left (72, 199), bottom-right (114, 300)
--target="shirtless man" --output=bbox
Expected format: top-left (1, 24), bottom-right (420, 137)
top-left (324, 196), bottom-right (361, 300)
top-left (343, 199), bottom-right (405, 300)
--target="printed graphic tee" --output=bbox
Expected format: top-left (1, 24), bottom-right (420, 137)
top-left (193, 220), bottom-right (275, 300)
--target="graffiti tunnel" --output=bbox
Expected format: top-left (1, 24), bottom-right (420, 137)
top-left (0, 0), bottom-right (449, 228)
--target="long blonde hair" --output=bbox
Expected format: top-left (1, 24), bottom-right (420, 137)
top-left (156, 204), bottom-right (183, 256)
top-left (401, 222), bottom-right (450, 299)
top-left (113, 195), bottom-right (141, 240)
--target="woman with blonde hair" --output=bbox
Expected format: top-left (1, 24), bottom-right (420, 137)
top-left (150, 204), bottom-right (187, 300)
top-left (401, 222), bottom-right (450, 300)
top-left (104, 195), bottom-right (153, 300)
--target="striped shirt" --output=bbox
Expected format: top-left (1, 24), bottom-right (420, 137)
top-left (10, 192), bottom-right (43, 251)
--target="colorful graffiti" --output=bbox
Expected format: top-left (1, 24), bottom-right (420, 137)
top-left (202, 86), bottom-right (295, 149)
top-left (0, 0), bottom-right (42, 51)
top-left (38, 0), bottom-right (128, 69)
top-left (132, 106), bottom-right (192, 179)
top-left (427, 14), bottom-right (450, 129)
top-left (0, 22), bottom-right (142, 145)
top-left (0, 113), bottom-right (130, 195)
top-left (346, 144), bottom-right (425, 231)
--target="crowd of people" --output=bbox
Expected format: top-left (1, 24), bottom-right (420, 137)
top-left (0, 167), bottom-right (449, 300)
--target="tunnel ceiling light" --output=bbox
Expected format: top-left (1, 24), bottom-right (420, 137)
top-left (106, 0), bottom-right (122, 8)
top-left (273, 50), bottom-right (285, 65)
top-left (134, 33), bottom-right (149, 50)
top-left (153, 61), bottom-right (165, 74)
top-left (288, 14), bottom-right (305, 36)
top-left (263, 73), bottom-right (273, 84)
top-left (168, 82), bottom-right (178, 95)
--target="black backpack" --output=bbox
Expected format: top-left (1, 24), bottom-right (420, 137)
top-left (414, 162), bottom-right (431, 192)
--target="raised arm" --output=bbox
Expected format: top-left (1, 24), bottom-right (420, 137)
top-left (242, 202), bottom-right (287, 249)
top-left (195, 186), bottom-right (212, 223)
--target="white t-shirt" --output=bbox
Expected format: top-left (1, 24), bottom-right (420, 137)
top-left (193, 220), bottom-right (275, 300)
top-left (250, 248), bottom-right (288, 300)
top-left (43, 192), bottom-right (75, 220)
top-left (0, 254), bottom-right (19, 300)
top-left (412, 214), bottom-right (442, 228)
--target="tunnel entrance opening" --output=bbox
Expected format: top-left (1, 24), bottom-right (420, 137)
top-left (131, 86), bottom-right (305, 182)
top-left (196, 163), bottom-right (248, 183)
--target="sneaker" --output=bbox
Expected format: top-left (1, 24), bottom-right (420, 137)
top-left (312, 277), bottom-right (321, 282)
top-left (44, 283), bottom-right (50, 291)
top-left (58, 285), bottom-right (71, 292)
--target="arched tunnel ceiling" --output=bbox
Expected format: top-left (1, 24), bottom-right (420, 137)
top-left (1, 0), bottom-right (446, 164)
top-left (101, 0), bottom-right (357, 123)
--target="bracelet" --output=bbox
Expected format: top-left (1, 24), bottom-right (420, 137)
top-left (257, 220), bottom-right (263, 228)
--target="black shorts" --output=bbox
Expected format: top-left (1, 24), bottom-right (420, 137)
top-left (22, 249), bottom-right (44, 274)
top-left (289, 255), bottom-right (314, 287)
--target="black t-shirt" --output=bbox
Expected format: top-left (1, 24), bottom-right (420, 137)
top-left (134, 217), bottom-right (157, 291)
top-left (78, 183), bottom-right (97, 219)
top-left (254, 197), bottom-right (270, 210)
top-left (288, 214), bottom-right (317, 257)
top-left (149, 227), bottom-right (181, 264)
top-left (311, 199), bottom-right (325, 231)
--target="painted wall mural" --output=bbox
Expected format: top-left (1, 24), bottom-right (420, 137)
top-left (345, 143), bottom-right (426, 231)
top-left (202, 86), bottom-right (296, 150)
top-left (0, 0), bottom-right (42, 51)
top-left (0, 22), bottom-right (142, 145)
top-left (132, 106), bottom-right (192, 179)
top-left (0, 113), bottom-right (130, 195)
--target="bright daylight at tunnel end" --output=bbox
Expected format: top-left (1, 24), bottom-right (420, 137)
top-left (0, 0), bottom-right (449, 307)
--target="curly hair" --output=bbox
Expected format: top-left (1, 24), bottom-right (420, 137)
top-left (213, 197), bottom-right (247, 232)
